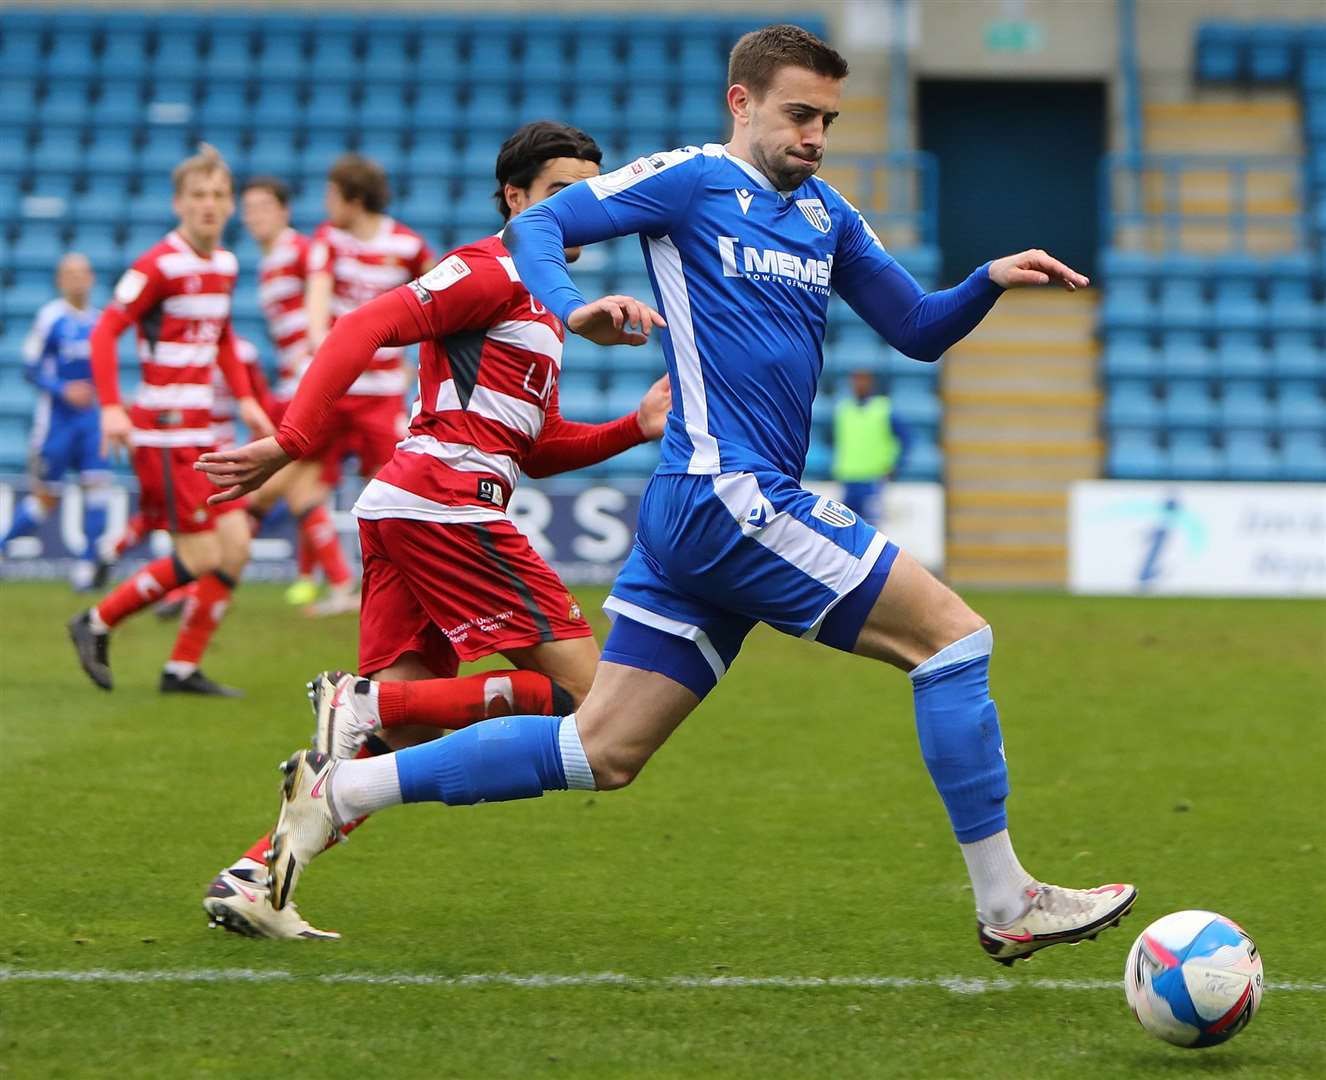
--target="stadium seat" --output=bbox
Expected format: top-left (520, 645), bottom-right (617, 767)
top-left (1270, 333), bottom-right (1325, 378)
top-left (243, 131), bottom-right (300, 178)
top-left (898, 436), bottom-right (942, 481)
top-left (139, 130), bottom-right (191, 175)
top-left (416, 35), bottom-right (463, 86)
top-left (1102, 331), bottom-right (1157, 379)
top-left (1108, 429), bottom-right (1164, 479)
top-left (1164, 381), bottom-right (1218, 429)
top-left (1212, 279), bottom-right (1265, 332)
top-left (466, 35), bottom-right (517, 87)
top-left (1158, 279), bottom-right (1208, 331)
top-left (38, 81), bottom-right (94, 127)
top-left (361, 86), bottom-right (410, 134)
top-left (1167, 431), bottom-right (1222, 480)
top-left (251, 84), bottom-right (302, 129)
top-left (91, 84), bottom-right (145, 129)
top-left (305, 85), bottom-right (359, 132)
top-left (124, 192), bottom-right (174, 229)
top-left (1219, 380), bottom-right (1274, 430)
top-left (71, 224), bottom-right (123, 271)
top-left (1214, 331), bottom-right (1271, 379)
top-left (1275, 382), bottom-right (1326, 430)
top-left (1248, 25), bottom-right (1296, 84)
top-left (1224, 430), bottom-right (1281, 481)
top-left (255, 37), bottom-right (308, 84)
top-left (466, 87), bottom-right (517, 130)
top-left (1160, 331), bottom-right (1215, 379)
top-left (1282, 431), bottom-right (1326, 480)
top-left (308, 32), bottom-right (359, 81)
top-left (205, 33), bottom-right (256, 83)
top-left (358, 131), bottom-right (406, 175)
top-left (1196, 23), bottom-right (1245, 82)
top-left (198, 86), bottom-right (251, 130)
top-left (572, 39), bottom-right (625, 88)
top-left (0, 79), bottom-right (39, 126)
top-left (678, 38), bottom-right (727, 85)
top-left (0, 29), bottom-right (45, 79)
top-left (30, 130), bottom-right (84, 175)
top-left (4, 278), bottom-right (55, 317)
top-left (71, 177), bottom-right (131, 224)
top-left (362, 35), bottom-right (413, 86)
top-left (1098, 280), bottom-right (1152, 330)
top-left (623, 39), bottom-right (672, 86)
top-left (100, 28), bottom-right (151, 81)
top-left (1267, 277), bottom-right (1319, 331)
top-left (520, 38), bottom-right (567, 86)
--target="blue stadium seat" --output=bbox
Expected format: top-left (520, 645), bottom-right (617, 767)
top-left (1108, 429), bottom-right (1164, 479)
top-left (99, 28), bottom-right (152, 81)
top-left (898, 436), bottom-right (942, 481)
top-left (361, 86), bottom-right (410, 133)
top-left (1271, 333), bottom-right (1325, 378)
top-left (362, 35), bottom-right (412, 86)
top-left (30, 129), bottom-right (83, 175)
top-left (1099, 247), bottom-right (1157, 284)
top-left (1098, 280), bottom-right (1152, 330)
top-left (91, 84), bottom-right (144, 129)
top-left (144, 81), bottom-right (195, 127)
top-left (1282, 431), bottom-right (1326, 480)
top-left (416, 35), bottom-right (463, 86)
top-left (1158, 279), bottom-right (1208, 331)
top-left (1214, 331), bottom-right (1270, 379)
top-left (70, 224), bottom-right (123, 271)
top-left (19, 178), bottom-right (73, 222)
top-left (1275, 382), bottom-right (1326, 430)
top-left (287, 189), bottom-right (325, 231)
top-left (573, 39), bottom-right (625, 88)
top-left (1224, 430), bottom-right (1281, 480)
top-left (891, 383), bottom-right (941, 428)
top-left (304, 85), bottom-right (358, 132)
top-left (521, 38), bottom-right (567, 86)
top-left (566, 87), bottom-right (620, 135)
top-left (255, 37), bottom-right (308, 84)
top-left (1160, 331), bottom-right (1214, 379)
top-left (623, 39), bottom-right (672, 86)
top-left (124, 223), bottom-right (167, 254)
top-left (1212, 278), bottom-right (1264, 332)
top-left (198, 86), bottom-right (251, 129)
top-left (1267, 277), bottom-right (1319, 331)
top-left (1196, 23), bottom-right (1245, 83)
top-left (558, 381), bottom-right (611, 423)
top-left (243, 132), bottom-right (299, 178)
top-left (1167, 431), bottom-right (1222, 480)
top-left (204, 33), bottom-right (255, 83)
top-left (251, 84), bottom-right (302, 128)
top-left (678, 38), bottom-right (727, 85)
top-left (1220, 380), bottom-right (1274, 430)
top-left (46, 30), bottom-right (99, 79)
top-left (1164, 381), bottom-right (1218, 428)
top-left (678, 87), bottom-right (724, 133)
top-left (308, 32), bottom-right (358, 82)
top-left (0, 29), bottom-right (45, 79)
top-left (71, 178), bottom-right (130, 223)
top-left (465, 34), bottom-right (516, 87)
top-left (408, 135), bottom-right (461, 182)
top-left (40, 80), bottom-right (94, 127)
top-left (1102, 331), bottom-right (1157, 379)
top-left (1248, 25), bottom-right (1296, 84)
top-left (9, 222), bottom-right (64, 273)
top-left (139, 129), bottom-right (191, 174)
top-left (466, 86), bottom-right (516, 129)
top-left (358, 132), bottom-right (405, 175)
top-left (124, 193), bottom-right (174, 229)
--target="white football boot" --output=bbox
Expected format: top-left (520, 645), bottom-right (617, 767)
top-left (267, 750), bottom-right (343, 911)
top-left (304, 588), bottom-right (361, 618)
top-left (309, 670), bottom-right (381, 759)
top-left (978, 881), bottom-right (1138, 965)
top-left (203, 868), bottom-right (339, 941)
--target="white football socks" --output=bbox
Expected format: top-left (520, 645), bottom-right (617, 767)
top-left (961, 829), bottom-right (1037, 926)
top-left (329, 755), bottom-right (402, 821)
top-left (558, 714), bottom-right (597, 790)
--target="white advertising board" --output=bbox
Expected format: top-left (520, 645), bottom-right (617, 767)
top-left (1069, 481), bottom-right (1326, 597)
top-left (805, 481), bottom-right (946, 573)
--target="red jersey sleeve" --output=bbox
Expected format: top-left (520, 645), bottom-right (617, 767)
top-left (90, 253), bottom-right (169, 406)
top-left (523, 381), bottom-right (646, 479)
top-left (398, 251), bottom-right (517, 339)
top-left (306, 225), bottom-right (332, 275)
top-left (215, 322), bottom-right (253, 400)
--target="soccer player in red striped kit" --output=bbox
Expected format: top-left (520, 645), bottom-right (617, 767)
top-left (197, 121), bottom-right (670, 938)
top-left (69, 145), bottom-right (274, 696)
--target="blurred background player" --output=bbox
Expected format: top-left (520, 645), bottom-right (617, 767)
top-left (289, 154), bottom-right (435, 615)
top-left (238, 176), bottom-right (355, 614)
top-left (67, 145), bottom-right (273, 697)
top-left (832, 368), bottom-right (911, 524)
top-left (1, 252), bottom-right (112, 590)
top-left (197, 121), bottom-right (670, 939)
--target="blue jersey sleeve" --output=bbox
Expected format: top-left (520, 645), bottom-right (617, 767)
top-left (830, 194), bottom-right (1004, 364)
top-left (508, 150), bottom-right (706, 324)
top-left (21, 305), bottom-right (64, 396)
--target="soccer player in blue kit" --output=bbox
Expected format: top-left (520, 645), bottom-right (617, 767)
top-left (249, 25), bottom-right (1137, 962)
top-left (1, 253), bottom-right (112, 589)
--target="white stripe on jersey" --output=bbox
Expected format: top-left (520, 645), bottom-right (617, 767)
top-left (709, 471), bottom-right (889, 639)
top-left (130, 426), bottom-right (215, 447)
top-left (161, 293), bottom-right (231, 320)
top-left (346, 368), bottom-right (409, 396)
top-left (135, 383), bottom-right (215, 410)
top-left (601, 595), bottom-right (727, 682)
top-left (394, 434), bottom-right (519, 491)
top-left (158, 250), bottom-right (237, 279)
top-left (148, 341), bottom-right (219, 367)
top-left (353, 479), bottom-right (507, 525)
top-left (647, 235), bottom-right (719, 473)
top-left (270, 308), bottom-right (309, 339)
top-left (486, 319), bottom-right (563, 368)
top-left (496, 256), bottom-right (520, 282)
top-left (332, 258), bottom-right (411, 292)
top-left (259, 276), bottom-right (304, 305)
top-left (435, 380), bottom-right (544, 439)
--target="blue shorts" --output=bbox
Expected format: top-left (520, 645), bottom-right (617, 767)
top-left (603, 469), bottom-right (899, 699)
top-left (33, 409), bottom-right (108, 484)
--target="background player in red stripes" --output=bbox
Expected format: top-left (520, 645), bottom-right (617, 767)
top-left (197, 121), bottom-right (669, 939)
top-left (68, 145), bottom-right (274, 697)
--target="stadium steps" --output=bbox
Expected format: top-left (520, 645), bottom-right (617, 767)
top-left (941, 289), bottom-right (1101, 590)
top-left (1143, 98), bottom-right (1302, 156)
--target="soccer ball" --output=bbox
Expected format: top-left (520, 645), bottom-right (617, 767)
top-left (1124, 910), bottom-right (1263, 1048)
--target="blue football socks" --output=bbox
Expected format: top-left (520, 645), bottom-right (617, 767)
top-left (394, 713), bottom-right (570, 805)
top-left (1, 494), bottom-right (46, 545)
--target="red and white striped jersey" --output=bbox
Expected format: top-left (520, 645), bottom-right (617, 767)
top-left (210, 336), bottom-right (261, 448)
top-left (307, 217), bottom-right (433, 397)
top-left (257, 227), bottom-right (311, 402)
top-left (108, 230), bottom-right (238, 448)
top-left (355, 235), bottom-right (568, 523)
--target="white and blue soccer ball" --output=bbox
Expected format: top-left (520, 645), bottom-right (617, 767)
top-left (1124, 909), bottom-right (1263, 1048)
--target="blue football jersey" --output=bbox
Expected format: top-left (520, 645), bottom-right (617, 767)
top-left (23, 298), bottom-right (100, 418)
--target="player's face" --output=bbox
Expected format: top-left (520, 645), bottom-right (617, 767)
top-left (325, 182), bottom-right (357, 228)
top-left (510, 156), bottom-right (601, 263)
top-left (173, 169), bottom-right (235, 249)
top-left (56, 256), bottom-right (94, 307)
top-left (740, 66), bottom-right (842, 191)
top-left (242, 188), bottom-right (290, 246)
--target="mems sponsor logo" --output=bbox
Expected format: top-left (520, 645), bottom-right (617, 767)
top-left (717, 236), bottom-right (832, 294)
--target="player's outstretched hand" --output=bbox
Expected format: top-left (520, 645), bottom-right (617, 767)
top-left (568, 295), bottom-right (666, 346)
top-left (99, 404), bottom-right (133, 460)
top-left (988, 249), bottom-right (1090, 291)
top-left (194, 436), bottom-right (292, 505)
top-left (636, 375), bottom-right (672, 439)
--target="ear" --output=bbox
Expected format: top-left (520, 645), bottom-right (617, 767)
top-left (503, 182), bottom-right (527, 217)
top-left (727, 84), bottom-right (753, 125)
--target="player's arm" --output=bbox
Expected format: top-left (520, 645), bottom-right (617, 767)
top-left (90, 262), bottom-right (166, 455)
top-left (524, 375), bottom-right (670, 478)
top-left (20, 307), bottom-right (65, 396)
top-left (831, 202), bottom-right (1087, 364)
top-left (304, 232), bottom-right (335, 348)
top-left (196, 287), bottom-right (426, 502)
top-left (215, 323), bottom-right (274, 438)
top-left (507, 153), bottom-right (705, 344)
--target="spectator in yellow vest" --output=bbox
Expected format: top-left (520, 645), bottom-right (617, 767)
top-left (832, 369), bottom-right (911, 523)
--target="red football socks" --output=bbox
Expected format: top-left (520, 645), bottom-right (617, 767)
top-left (168, 572), bottom-right (235, 666)
top-left (299, 505), bottom-right (352, 589)
top-left (376, 670), bottom-right (559, 730)
top-left (112, 513), bottom-right (148, 558)
top-left (94, 554), bottom-right (192, 628)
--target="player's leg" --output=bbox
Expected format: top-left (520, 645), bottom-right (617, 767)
top-left (847, 548), bottom-right (1135, 961)
top-left (162, 505), bottom-right (249, 695)
top-left (3, 424), bottom-right (66, 547)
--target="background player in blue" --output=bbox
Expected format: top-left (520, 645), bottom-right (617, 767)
top-left (249, 25), bottom-right (1137, 963)
top-left (1, 253), bottom-right (112, 589)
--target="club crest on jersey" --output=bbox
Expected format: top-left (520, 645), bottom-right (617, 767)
top-left (796, 198), bottom-right (832, 234)
top-left (811, 496), bottom-right (857, 528)
top-left (114, 268), bottom-right (148, 305)
top-left (418, 254), bottom-right (471, 294)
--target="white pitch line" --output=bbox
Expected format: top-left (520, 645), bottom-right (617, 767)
top-left (0, 968), bottom-right (1323, 993)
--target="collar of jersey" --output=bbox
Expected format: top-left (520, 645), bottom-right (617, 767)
top-left (720, 146), bottom-right (796, 199)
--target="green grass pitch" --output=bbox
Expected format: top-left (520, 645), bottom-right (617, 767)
top-left (1, 581), bottom-right (1322, 1078)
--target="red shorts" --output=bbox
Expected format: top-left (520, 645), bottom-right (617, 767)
top-left (304, 396), bottom-right (404, 487)
top-left (358, 515), bottom-right (594, 677)
top-left (133, 444), bottom-right (223, 535)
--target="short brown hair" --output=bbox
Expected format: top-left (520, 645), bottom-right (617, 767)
top-left (727, 24), bottom-right (849, 98)
top-left (242, 175), bottom-right (291, 207)
top-left (327, 154), bottom-right (391, 214)
top-left (172, 142), bottom-right (232, 194)
top-left (493, 120), bottom-right (603, 219)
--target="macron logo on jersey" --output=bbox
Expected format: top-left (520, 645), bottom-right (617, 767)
top-left (717, 236), bottom-right (833, 293)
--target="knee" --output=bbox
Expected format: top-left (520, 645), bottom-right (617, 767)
top-left (587, 748), bottom-right (644, 791)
